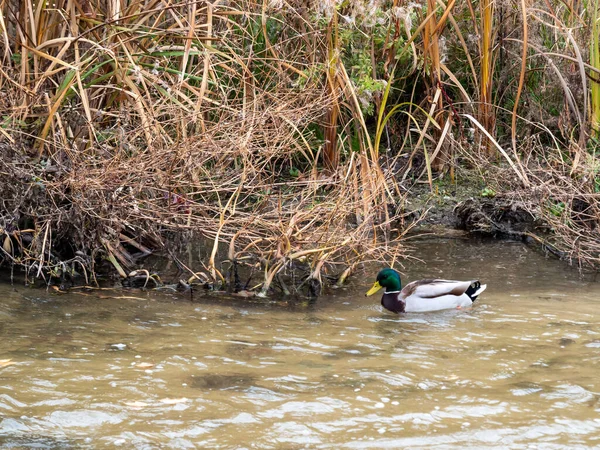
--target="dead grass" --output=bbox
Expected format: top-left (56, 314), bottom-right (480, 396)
top-left (3, 0), bottom-right (600, 291)
top-left (0, 0), bottom-right (413, 292)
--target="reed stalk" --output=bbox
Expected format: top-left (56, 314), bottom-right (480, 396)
top-left (479, 0), bottom-right (496, 156)
top-left (324, 11), bottom-right (341, 172)
top-left (591, 0), bottom-right (600, 136)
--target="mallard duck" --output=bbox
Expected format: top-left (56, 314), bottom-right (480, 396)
top-left (365, 268), bottom-right (487, 313)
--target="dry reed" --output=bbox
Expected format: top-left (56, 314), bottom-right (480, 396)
top-left (0, 0), bottom-right (410, 292)
top-left (2, 0), bottom-right (600, 291)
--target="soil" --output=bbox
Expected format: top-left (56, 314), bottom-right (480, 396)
top-left (403, 178), bottom-right (544, 238)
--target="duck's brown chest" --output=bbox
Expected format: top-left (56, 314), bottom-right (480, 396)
top-left (381, 292), bottom-right (405, 313)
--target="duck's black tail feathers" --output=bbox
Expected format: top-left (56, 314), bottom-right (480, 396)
top-left (465, 281), bottom-right (487, 301)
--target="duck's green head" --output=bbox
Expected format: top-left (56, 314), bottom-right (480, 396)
top-left (365, 268), bottom-right (402, 296)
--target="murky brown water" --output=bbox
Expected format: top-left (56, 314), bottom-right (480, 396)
top-left (1, 238), bottom-right (600, 449)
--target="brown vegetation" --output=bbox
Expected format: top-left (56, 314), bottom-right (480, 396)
top-left (1, 0), bottom-right (600, 293)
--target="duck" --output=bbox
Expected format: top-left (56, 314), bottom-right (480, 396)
top-left (365, 268), bottom-right (486, 313)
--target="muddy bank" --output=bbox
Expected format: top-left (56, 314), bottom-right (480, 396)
top-left (0, 164), bottom-right (580, 293)
top-left (403, 180), bottom-right (567, 260)
top-left (405, 180), bottom-right (536, 233)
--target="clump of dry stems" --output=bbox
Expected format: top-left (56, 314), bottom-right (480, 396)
top-left (0, 0), bottom-right (411, 292)
top-left (2, 0), bottom-right (600, 292)
top-left (482, 144), bottom-right (600, 271)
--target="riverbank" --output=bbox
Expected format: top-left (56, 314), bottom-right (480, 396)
top-left (404, 170), bottom-right (576, 265)
top-left (0, 158), bottom-right (581, 295)
top-left (2, 0), bottom-right (599, 291)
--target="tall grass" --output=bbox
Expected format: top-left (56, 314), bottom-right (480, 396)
top-left (591, 0), bottom-right (600, 136)
top-left (2, 0), bottom-right (600, 285)
top-left (478, 0), bottom-right (496, 156)
top-left (0, 0), bottom-right (405, 290)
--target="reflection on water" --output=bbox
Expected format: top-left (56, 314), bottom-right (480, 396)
top-left (1, 238), bottom-right (600, 448)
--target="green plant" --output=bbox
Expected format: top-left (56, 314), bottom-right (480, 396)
top-left (547, 201), bottom-right (565, 218)
top-left (480, 187), bottom-right (496, 198)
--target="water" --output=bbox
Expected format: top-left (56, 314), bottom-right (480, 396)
top-left (1, 238), bottom-right (600, 449)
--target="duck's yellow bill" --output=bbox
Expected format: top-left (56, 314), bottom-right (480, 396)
top-left (365, 281), bottom-right (382, 296)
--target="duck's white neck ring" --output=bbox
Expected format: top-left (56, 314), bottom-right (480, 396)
top-left (384, 290), bottom-right (400, 294)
